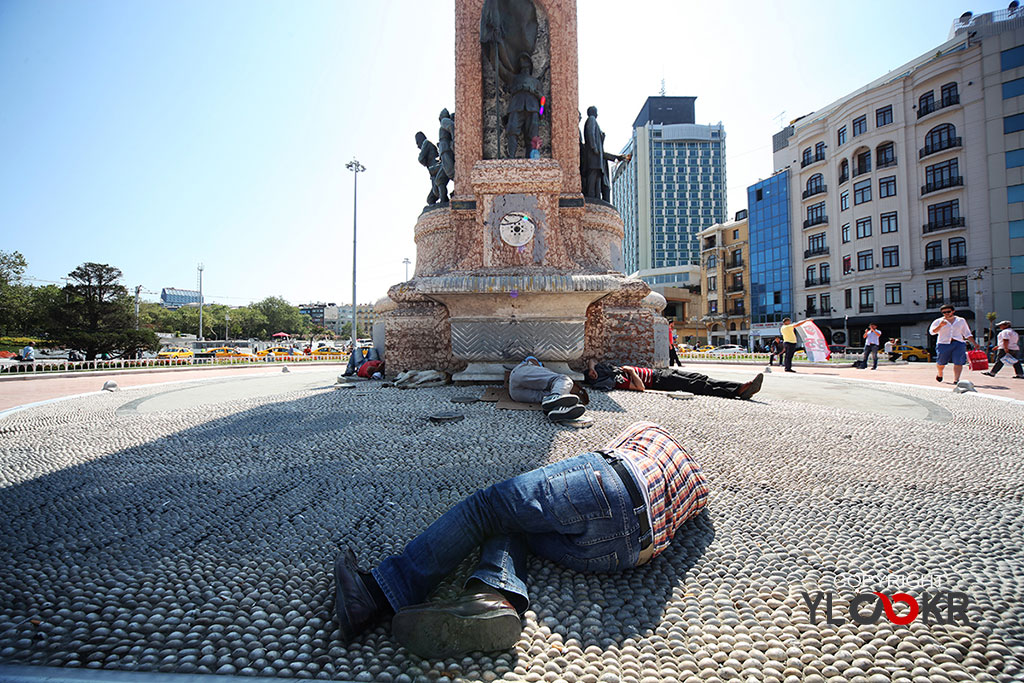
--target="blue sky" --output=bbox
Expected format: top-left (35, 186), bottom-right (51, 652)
top-left (0, 0), bottom-right (979, 306)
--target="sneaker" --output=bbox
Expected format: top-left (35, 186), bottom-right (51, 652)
top-left (981, 371), bottom-right (995, 377)
top-left (548, 403), bottom-right (586, 422)
top-left (540, 393), bottom-right (578, 414)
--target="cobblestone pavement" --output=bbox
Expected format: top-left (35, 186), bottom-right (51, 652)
top-left (0, 369), bottom-right (1022, 682)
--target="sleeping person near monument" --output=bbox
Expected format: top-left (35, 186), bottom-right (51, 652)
top-left (585, 359), bottom-right (764, 400)
top-left (332, 421), bottom-right (709, 658)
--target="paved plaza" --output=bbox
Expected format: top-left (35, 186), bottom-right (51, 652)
top-left (0, 366), bottom-right (1022, 682)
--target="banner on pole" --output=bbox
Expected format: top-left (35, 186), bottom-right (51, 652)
top-left (798, 321), bottom-right (832, 363)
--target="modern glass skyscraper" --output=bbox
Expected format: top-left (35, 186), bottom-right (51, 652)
top-left (611, 97), bottom-right (727, 279)
top-left (747, 170), bottom-right (793, 345)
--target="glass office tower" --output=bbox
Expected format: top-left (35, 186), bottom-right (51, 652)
top-left (748, 170), bottom-right (792, 342)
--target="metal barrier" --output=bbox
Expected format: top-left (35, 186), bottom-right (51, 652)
top-left (0, 353), bottom-right (350, 376)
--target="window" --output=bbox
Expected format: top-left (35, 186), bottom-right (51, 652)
top-left (807, 201), bottom-right (826, 222)
top-left (876, 142), bottom-right (896, 167)
top-left (706, 253), bottom-right (717, 268)
top-left (925, 241), bottom-right (942, 263)
top-left (853, 115), bottom-right (867, 136)
top-left (709, 300), bottom-right (717, 314)
top-left (950, 276), bottom-right (968, 303)
top-left (925, 158), bottom-right (959, 189)
top-left (879, 176), bottom-right (896, 198)
top-left (820, 263), bottom-right (830, 281)
top-left (802, 147), bottom-right (813, 166)
top-left (856, 217), bottom-right (872, 238)
top-left (841, 191), bottom-right (849, 211)
top-left (838, 159), bottom-right (849, 184)
top-left (876, 105), bottom-right (893, 127)
top-left (806, 265), bottom-right (816, 281)
top-left (806, 295), bottom-right (816, 313)
top-left (949, 237), bottom-right (966, 261)
top-left (1007, 149), bottom-right (1024, 168)
top-left (1011, 219), bottom-right (1024, 238)
top-left (808, 232), bottom-right (827, 251)
top-left (1003, 44), bottom-right (1024, 71)
top-left (882, 245), bottom-right (899, 267)
top-left (837, 126), bottom-right (847, 146)
top-left (880, 211), bottom-right (898, 233)
top-left (941, 82), bottom-right (958, 105)
top-left (733, 229), bottom-right (739, 239)
top-left (843, 255), bottom-right (853, 275)
top-left (925, 123), bottom-right (957, 153)
top-left (845, 288), bottom-right (852, 308)
top-left (919, 91), bottom-right (935, 113)
top-left (815, 141), bottom-right (825, 158)
top-left (1005, 113), bottom-right (1024, 134)
top-left (855, 149), bottom-right (872, 175)
top-left (707, 276), bottom-right (717, 291)
top-left (927, 280), bottom-right (943, 304)
top-left (859, 286), bottom-right (874, 310)
top-left (885, 283), bottom-right (902, 305)
top-left (807, 173), bottom-right (824, 194)
top-left (857, 250), bottom-right (874, 270)
top-left (842, 223), bottom-right (851, 243)
top-left (928, 199), bottom-right (959, 226)
top-left (1009, 184), bottom-right (1024, 203)
top-left (854, 179), bottom-right (872, 204)
top-left (821, 293), bottom-right (831, 312)
top-left (1004, 77), bottom-right (1024, 99)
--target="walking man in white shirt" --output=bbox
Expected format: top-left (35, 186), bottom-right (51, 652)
top-left (862, 323), bottom-right (882, 370)
top-left (928, 304), bottom-right (976, 383)
top-left (981, 320), bottom-right (1023, 379)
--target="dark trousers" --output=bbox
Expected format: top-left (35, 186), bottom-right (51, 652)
top-left (990, 349), bottom-right (1024, 376)
top-left (651, 368), bottom-right (740, 398)
top-left (783, 342), bottom-right (797, 370)
top-left (669, 345), bottom-right (680, 366)
top-left (862, 344), bottom-right (879, 370)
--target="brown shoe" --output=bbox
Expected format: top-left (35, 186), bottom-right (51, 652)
top-left (391, 590), bottom-right (521, 659)
top-left (736, 373), bottom-right (764, 400)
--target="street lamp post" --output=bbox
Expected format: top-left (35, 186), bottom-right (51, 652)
top-left (345, 158), bottom-right (366, 354)
top-left (197, 263), bottom-right (204, 341)
top-left (403, 257), bottom-right (411, 281)
top-left (225, 313), bottom-right (230, 342)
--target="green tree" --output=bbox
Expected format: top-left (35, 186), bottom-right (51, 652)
top-left (253, 297), bottom-right (309, 338)
top-left (0, 250), bottom-right (30, 336)
top-left (57, 262), bottom-right (158, 359)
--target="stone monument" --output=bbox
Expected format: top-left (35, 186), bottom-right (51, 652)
top-left (378, 0), bottom-right (668, 382)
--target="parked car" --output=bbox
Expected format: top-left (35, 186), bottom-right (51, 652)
top-left (710, 344), bottom-right (746, 356)
top-left (202, 346), bottom-right (254, 359)
top-left (157, 347), bottom-right (193, 359)
top-left (311, 346), bottom-right (345, 357)
top-left (256, 346), bottom-right (298, 358)
top-left (892, 344), bottom-right (932, 362)
top-left (696, 345), bottom-right (715, 353)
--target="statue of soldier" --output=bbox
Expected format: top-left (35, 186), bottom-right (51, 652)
top-left (415, 131), bottom-right (442, 205)
top-left (583, 106), bottom-right (628, 202)
top-left (435, 109), bottom-right (455, 204)
top-left (503, 54), bottom-right (545, 158)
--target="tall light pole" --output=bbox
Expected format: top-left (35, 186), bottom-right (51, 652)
top-left (225, 312), bottom-right (230, 342)
top-left (403, 257), bottom-right (411, 281)
top-left (346, 158), bottom-right (366, 351)
top-left (134, 285), bottom-right (142, 330)
top-left (970, 266), bottom-right (988, 344)
top-left (197, 263), bottom-right (204, 341)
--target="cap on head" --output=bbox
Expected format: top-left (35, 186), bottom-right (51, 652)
top-left (782, 317), bottom-right (792, 323)
top-left (998, 320), bottom-right (1013, 327)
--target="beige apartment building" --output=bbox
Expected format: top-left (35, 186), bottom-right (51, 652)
top-left (772, 8), bottom-right (1024, 349)
top-left (698, 211), bottom-right (751, 346)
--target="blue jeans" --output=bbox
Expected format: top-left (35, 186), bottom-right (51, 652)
top-left (508, 361), bottom-right (573, 403)
top-left (862, 344), bottom-right (879, 369)
top-left (371, 453), bottom-right (647, 614)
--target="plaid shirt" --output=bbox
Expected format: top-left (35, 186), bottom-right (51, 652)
top-left (605, 421), bottom-right (709, 559)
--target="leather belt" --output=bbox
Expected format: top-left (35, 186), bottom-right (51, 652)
top-left (602, 452), bottom-right (654, 565)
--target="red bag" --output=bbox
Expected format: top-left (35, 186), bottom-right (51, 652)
top-left (357, 360), bottom-right (383, 378)
top-left (967, 350), bottom-right (988, 371)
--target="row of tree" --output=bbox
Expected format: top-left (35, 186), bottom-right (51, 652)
top-left (0, 251), bottom-right (330, 360)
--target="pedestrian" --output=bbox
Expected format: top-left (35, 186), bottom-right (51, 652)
top-left (861, 323), bottom-right (881, 370)
top-left (508, 357), bottom-right (586, 422)
top-left (780, 317), bottom-right (814, 373)
top-left (585, 360), bottom-right (764, 400)
top-left (768, 337), bottom-right (783, 366)
top-left (668, 325), bottom-right (680, 367)
top-left (981, 320), bottom-right (1023, 379)
top-left (19, 343), bottom-right (35, 363)
top-left (928, 304), bottom-right (976, 383)
top-left (332, 421), bottom-right (709, 658)
top-left (886, 337), bottom-right (901, 363)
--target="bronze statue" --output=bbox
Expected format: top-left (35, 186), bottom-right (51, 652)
top-left (436, 109), bottom-right (455, 203)
top-left (415, 131), bottom-right (442, 206)
top-left (502, 54), bottom-right (544, 158)
top-left (583, 106), bottom-right (628, 202)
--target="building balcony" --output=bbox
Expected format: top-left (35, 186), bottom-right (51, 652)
top-left (701, 240), bottom-right (720, 252)
top-left (922, 216), bottom-right (966, 234)
top-left (924, 255), bottom-right (968, 270)
top-left (802, 185), bottom-right (827, 199)
top-left (803, 215), bottom-right (828, 229)
top-left (726, 260), bottom-right (744, 271)
top-left (804, 277), bottom-right (831, 288)
top-left (726, 284), bottom-right (745, 293)
top-left (728, 307), bottom-right (746, 316)
top-left (838, 172), bottom-right (849, 185)
top-left (806, 306), bottom-right (819, 316)
top-left (919, 137), bottom-right (962, 159)
top-left (800, 152), bottom-right (826, 168)
top-left (859, 303), bottom-right (875, 313)
top-left (877, 157), bottom-right (898, 169)
top-left (950, 296), bottom-right (970, 308)
top-left (852, 165), bottom-right (871, 178)
top-left (921, 176), bottom-right (964, 195)
top-left (804, 246), bottom-right (830, 259)
top-left (706, 308), bottom-right (720, 316)
top-left (926, 297), bottom-right (945, 309)
top-left (917, 94), bottom-right (960, 119)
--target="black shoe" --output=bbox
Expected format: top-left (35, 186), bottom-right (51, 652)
top-left (548, 403), bottom-right (586, 422)
top-left (541, 393), bottom-right (578, 414)
top-left (736, 373), bottom-right (764, 400)
top-left (392, 591), bottom-right (522, 659)
top-left (333, 548), bottom-right (381, 641)
top-left (981, 371), bottom-right (995, 377)
top-left (784, 369), bottom-right (796, 373)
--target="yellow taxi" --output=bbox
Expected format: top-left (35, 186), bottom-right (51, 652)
top-left (256, 346), bottom-right (298, 358)
top-left (696, 345), bottom-right (715, 353)
top-left (892, 344), bottom-right (932, 362)
top-left (207, 346), bottom-right (254, 359)
top-left (310, 346), bottom-right (345, 357)
top-left (157, 347), bottom-right (193, 359)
